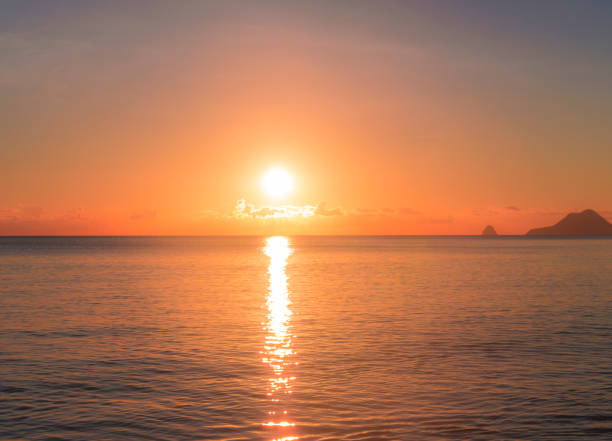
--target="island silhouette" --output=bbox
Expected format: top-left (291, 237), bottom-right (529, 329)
top-left (526, 209), bottom-right (612, 235)
top-left (482, 225), bottom-right (498, 236)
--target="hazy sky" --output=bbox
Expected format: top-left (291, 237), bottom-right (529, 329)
top-left (2, 0), bottom-right (612, 234)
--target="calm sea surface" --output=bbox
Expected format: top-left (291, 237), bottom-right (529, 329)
top-left (1, 236), bottom-right (611, 440)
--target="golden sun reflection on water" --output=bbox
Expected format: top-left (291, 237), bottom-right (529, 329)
top-left (262, 237), bottom-right (298, 440)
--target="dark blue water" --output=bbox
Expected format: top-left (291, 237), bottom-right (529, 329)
top-left (1, 236), bottom-right (611, 440)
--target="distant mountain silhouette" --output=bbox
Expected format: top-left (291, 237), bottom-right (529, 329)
top-left (526, 209), bottom-right (612, 235)
top-left (482, 225), bottom-right (498, 236)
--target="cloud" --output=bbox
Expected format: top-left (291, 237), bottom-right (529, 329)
top-left (505, 206), bottom-right (520, 211)
top-left (231, 199), bottom-right (343, 219)
top-left (0, 204), bottom-right (89, 222)
top-left (316, 202), bottom-right (344, 216)
top-left (228, 201), bottom-right (450, 223)
top-left (232, 199), bottom-right (314, 219)
top-left (0, 204), bottom-right (97, 235)
top-left (0, 204), bottom-right (44, 221)
top-left (63, 207), bottom-right (86, 221)
top-left (355, 208), bottom-right (378, 214)
top-left (397, 207), bottom-right (421, 216)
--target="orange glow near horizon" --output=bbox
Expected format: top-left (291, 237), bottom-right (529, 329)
top-left (2, 2), bottom-right (612, 236)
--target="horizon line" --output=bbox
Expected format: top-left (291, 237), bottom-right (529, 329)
top-left (2, 234), bottom-right (611, 238)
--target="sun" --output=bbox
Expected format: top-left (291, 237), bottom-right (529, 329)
top-left (261, 167), bottom-right (295, 199)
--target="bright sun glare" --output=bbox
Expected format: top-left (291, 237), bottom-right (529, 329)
top-left (261, 167), bottom-right (295, 199)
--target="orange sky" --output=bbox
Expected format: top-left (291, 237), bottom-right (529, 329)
top-left (2, 1), bottom-right (612, 235)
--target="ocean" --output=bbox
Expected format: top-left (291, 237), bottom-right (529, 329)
top-left (1, 236), bottom-right (611, 440)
